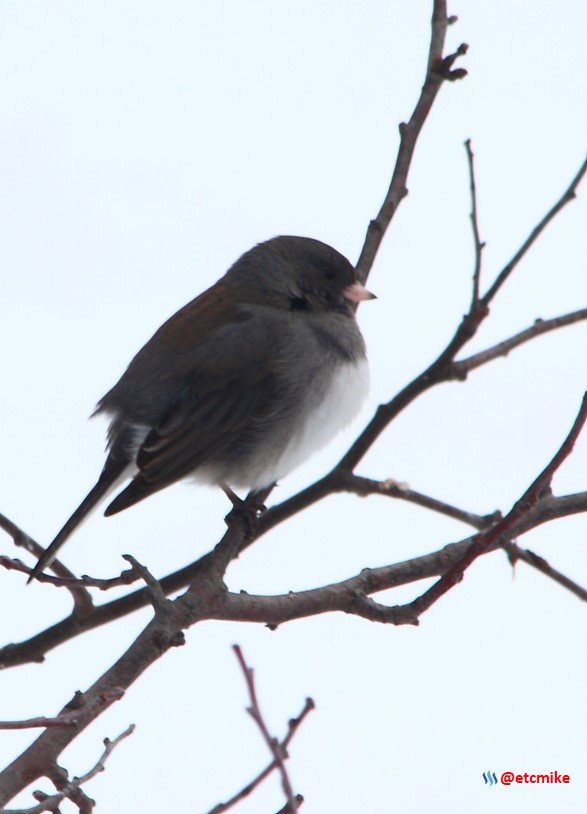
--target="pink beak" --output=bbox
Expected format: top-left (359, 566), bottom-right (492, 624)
top-left (343, 281), bottom-right (377, 303)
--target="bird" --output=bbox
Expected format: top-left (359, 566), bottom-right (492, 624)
top-left (29, 235), bottom-right (375, 582)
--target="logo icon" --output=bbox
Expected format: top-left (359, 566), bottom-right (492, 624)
top-left (483, 771), bottom-right (498, 786)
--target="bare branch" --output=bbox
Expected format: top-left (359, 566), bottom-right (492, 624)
top-left (0, 489), bottom-right (585, 800)
top-left (503, 543), bottom-right (587, 602)
top-left (72, 724), bottom-right (135, 785)
top-left (2, 490), bottom-right (586, 669)
top-left (452, 309), bottom-right (587, 378)
top-left (0, 555), bottom-right (139, 591)
top-left (0, 689), bottom-right (124, 731)
top-left (337, 153), bottom-right (587, 473)
top-left (0, 725), bottom-right (134, 814)
top-left (480, 155), bottom-right (587, 306)
top-left (355, 0), bottom-right (467, 284)
top-left (273, 796), bottom-right (304, 814)
top-left (333, 473), bottom-right (501, 529)
top-left (207, 696), bottom-right (314, 814)
top-left (464, 139), bottom-right (485, 304)
top-left (233, 646), bottom-right (300, 814)
top-left (0, 8), bottom-right (583, 679)
top-left (122, 555), bottom-right (170, 615)
top-left (0, 513), bottom-right (93, 615)
top-left (403, 392), bottom-right (587, 619)
top-left (0, 4), bottom-right (584, 808)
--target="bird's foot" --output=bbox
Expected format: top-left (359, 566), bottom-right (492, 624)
top-left (221, 485), bottom-right (265, 537)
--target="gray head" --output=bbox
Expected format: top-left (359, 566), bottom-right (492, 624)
top-left (223, 235), bottom-right (369, 314)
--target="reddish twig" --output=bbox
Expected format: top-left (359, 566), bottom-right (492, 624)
top-left (403, 392), bottom-right (587, 620)
top-left (233, 646), bottom-right (301, 814)
top-left (208, 696), bottom-right (314, 814)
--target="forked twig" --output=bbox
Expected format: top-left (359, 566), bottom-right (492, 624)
top-left (232, 646), bottom-right (306, 814)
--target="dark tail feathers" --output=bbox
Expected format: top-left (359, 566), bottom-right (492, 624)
top-left (28, 456), bottom-right (129, 583)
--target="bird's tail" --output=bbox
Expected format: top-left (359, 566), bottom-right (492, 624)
top-left (28, 456), bottom-right (129, 583)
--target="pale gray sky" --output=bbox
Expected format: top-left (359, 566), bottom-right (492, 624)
top-left (1, 2), bottom-right (586, 812)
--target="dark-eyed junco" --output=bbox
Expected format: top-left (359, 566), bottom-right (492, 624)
top-left (30, 236), bottom-right (374, 581)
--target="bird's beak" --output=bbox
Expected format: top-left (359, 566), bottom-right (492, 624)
top-left (343, 281), bottom-right (377, 302)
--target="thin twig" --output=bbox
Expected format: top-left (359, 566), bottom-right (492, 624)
top-left (0, 513), bottom-right (93, 615)
top-left (480, 156), bottom-right (587, 306)
top-left (233, 646), bottom-right (300, 814)
top-left (335, 473), bottom-right (501, 529)
top-left (0, 555), bottom-right (140, 591)
top-left (403, 392), bottom-right (587, 619)
top-left (503, 543), bottom-right (587, 602)
top-left (273, 798), bottom-right (304, 814)
top-left (464, 139), bottom-right (485, 304)
top-left (0, 798), bottom-right (63, 814)
top-left (0, 725), bottom-right (134, 814)
top-left (0, 689), bottom-right (124, 730)
top-left (122, 555), bottom-right (169, 614)
top-left (0, 555), bottom-right (141, 591)
top-left (0, 11), bottom-right (583, 668)
top-left (452, 308), bottom-right (587, 378)
top-left (355, 0), bottom-right (467, 284)
top-left (73, 724), bottom-right (135, 785)
top-left (207, 697), bottom-right (314, 814)
top-left (336, 154), bottom-right (587, 473)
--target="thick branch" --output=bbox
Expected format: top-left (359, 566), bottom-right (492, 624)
top-left (2, 488), bottom-right (586, 669)
top-left (1, 488), bottom-right (585, 799)
top-left (210, 490), bottom-right (587, 628)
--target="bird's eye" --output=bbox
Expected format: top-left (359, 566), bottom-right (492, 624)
top-left (324, 269), bottom-right (335, 281)
top-left (290, 297), bottom-right (309, 311)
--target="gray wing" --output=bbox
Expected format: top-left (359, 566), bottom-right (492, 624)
top-left (104, 316), bottom-right (282, 514)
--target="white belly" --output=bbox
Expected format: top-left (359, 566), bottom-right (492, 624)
top-left (248, 357), bottom-right (369, 489)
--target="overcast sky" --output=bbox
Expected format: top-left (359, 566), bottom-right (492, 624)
top-left (1, 2), bottom-right (586, 812)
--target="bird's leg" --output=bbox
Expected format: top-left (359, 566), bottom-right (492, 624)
top-left (221, 484), bottom-right (265, 536)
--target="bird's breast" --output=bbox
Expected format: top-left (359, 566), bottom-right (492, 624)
top-left (241, 357), bottom-right (369, 490)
